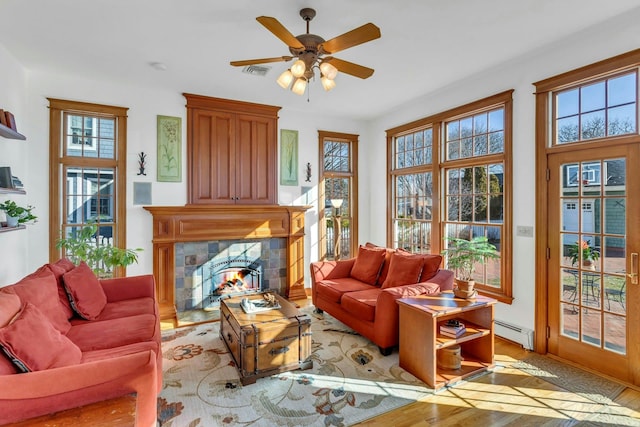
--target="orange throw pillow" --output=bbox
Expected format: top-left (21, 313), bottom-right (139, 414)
top-left (63, 262), bottom-right (107, 320)
top-left (0, 303), bottom-right (82, 372)
top-left (419, 254), bottom-right (443, 282)
top-left (381, 252), bottom-right (425, 289)
top-left (350, 245), bottom-right (387, 285)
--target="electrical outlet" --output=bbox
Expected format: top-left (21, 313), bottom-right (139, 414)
top-left (516, 225), bottom-right (534, 238)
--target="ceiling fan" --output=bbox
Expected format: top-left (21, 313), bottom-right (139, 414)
top-left (230, 8), bottom-right (381, 95)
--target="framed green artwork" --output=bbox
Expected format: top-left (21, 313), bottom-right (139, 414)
top-left (157, 115), bottom-right (181, 182)
top-left (280, 129), bottom-right (298, 186)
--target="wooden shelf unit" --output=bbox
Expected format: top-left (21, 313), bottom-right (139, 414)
top-left (397, 291), bottom-right (496, 389)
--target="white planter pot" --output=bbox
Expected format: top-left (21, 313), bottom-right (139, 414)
top-left (6, 215), bottom-right (19, 227)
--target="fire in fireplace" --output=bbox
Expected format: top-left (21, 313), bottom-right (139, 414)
top-left (208, 264), bottom-right (261, 305)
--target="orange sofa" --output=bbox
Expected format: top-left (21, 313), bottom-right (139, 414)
top-left (310, 244), bottom-right (454, 355)
top-left (0, 259), bottom-right (161, 427)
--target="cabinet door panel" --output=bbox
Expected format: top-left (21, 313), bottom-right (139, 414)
top-left (236, 115), bottom-right (276, 204)
top-left (191, 110), bottom-right (235, 204)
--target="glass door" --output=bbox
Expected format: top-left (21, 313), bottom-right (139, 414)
top-left (547, 145), bottom-right (639, 384)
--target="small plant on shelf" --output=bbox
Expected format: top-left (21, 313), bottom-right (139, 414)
top-left (55, 225), bottom-right (142, 278)
top-left (0, 200), bottom-right (37, 226)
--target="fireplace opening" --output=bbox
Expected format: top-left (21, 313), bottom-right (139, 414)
top-left (175, 238), bottom-right (287, 323)
top-left (206, 261), bottom-right (262, 307)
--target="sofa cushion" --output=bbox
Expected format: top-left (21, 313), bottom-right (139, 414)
top-left (315, 278), bottom-right (375, 303)
top-left (47, 258), bottom-right (77, 319)
top-left (71, 297), bottom-right (156, 323)
top-left (0, 303), bottom-right (82, 372)
top-left (81, 341), bottom-right (159, 364)
top-left (63, 261), bottom-right (108, 320)
top-left (66, 314), bottom-right (158, 352)
top-left (0, 267), bottom-right (71, 334)
top-left (419, 254), bottom-right (443, 282)
top-left (381, 252), bottom-right (425, 289)
top-left (340, 289), bottom-right (381, 322)
top-left (364, 242), bottom-right (397, 286)
top-left (350, 245), bottom-right (386, 285)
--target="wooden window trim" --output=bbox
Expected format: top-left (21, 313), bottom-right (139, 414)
top-left (533, 48), bottom-right (640, 352)
top-left (387, 91), bottom-right (513, 304)
top-left (318, 130), bottom-right (359, 260)
top-left (48, 99), bottom-right (128, 276)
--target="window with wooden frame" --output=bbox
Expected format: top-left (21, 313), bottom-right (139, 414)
top-left (388, 91), bottom-right (513, 303)
top-left (319, 131), bottom-right (358, 261)
top-left (48, 99), bottom-right (128, 276)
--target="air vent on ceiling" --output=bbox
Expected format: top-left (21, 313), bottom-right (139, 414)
top-left (242, 65), bottom-right (271, 77)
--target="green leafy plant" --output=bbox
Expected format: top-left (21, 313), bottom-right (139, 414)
top-left (55, 225), bottom-right (142, 278)
top-left (568, 239), bottom-right (600, 266)
top-left (0, 200), bottom-right (37, 224)
top-left (441, 236), bottom-right (500, 281)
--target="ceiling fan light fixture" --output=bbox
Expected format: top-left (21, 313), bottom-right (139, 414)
top-left (291, 77), bottom-right (307, 95)
top-left (320, 62), bottom-right (338, 80)
top-left (291, 59), bottom-right (306, 78)
top-left (321, 75), bottom-right (336, 91)
top-left (277, 69), bottom-right (294, 88)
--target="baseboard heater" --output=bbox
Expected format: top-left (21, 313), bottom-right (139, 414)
top-left (494, 320), bottom-right (534, 350)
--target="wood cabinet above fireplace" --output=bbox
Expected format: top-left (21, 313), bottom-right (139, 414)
top-left (184, 94), bottom-right (281, 205)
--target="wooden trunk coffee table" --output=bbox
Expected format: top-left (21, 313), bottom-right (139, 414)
top-left (397, 291), bottom-right (496, 389)
top-left (220, 292), bottom-right (313, 385)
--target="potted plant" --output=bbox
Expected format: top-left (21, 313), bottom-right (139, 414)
top-left (56, 225), bottom-right (142, 278)
top-left (568, 239), bottom-right (599, 270)
top-left (0, 200), bottom-right (37, 227)
top-left (441, 236), bottom-right (500, 296)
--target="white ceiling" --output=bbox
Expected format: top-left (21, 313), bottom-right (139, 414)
top-left (1, 0), bottom-right (639, 120)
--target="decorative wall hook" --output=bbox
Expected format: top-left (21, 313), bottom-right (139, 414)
top-left (137, 152), bottom-right (147, 176)
top-left (305, 162), bottom-right (312, 182)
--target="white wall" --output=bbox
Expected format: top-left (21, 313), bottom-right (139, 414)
top-left (0, 44), bottom-right (29, 284)
top-left (364, 9), bottom-right (640, 329)
top-left (19, 70), bottom-right (366, 284)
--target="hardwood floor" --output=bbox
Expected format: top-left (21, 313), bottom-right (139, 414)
top-left (164, 297), bottom-right (640, 426)
top-left (353, 337), bottom-right (640, 426)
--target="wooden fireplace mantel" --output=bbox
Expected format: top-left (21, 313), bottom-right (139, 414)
top-left (143, 204), bottom-right (310, 323)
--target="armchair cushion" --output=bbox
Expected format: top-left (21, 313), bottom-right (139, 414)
top-left (350, 245), bottom-right (386, 285)
top-left (0, 303), bottom-right (82, 372)
top-left (63, 262), bottom-right (107, 320)
top-left (381, 252), bottom-right (425, 289)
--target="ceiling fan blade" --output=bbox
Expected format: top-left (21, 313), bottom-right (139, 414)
top-left (324, 57), bottom-right (375, 79)
top-left (230, 56), bottom-right (293, 67)
top-left (320, 23), bottom-right (381, 54)
top-left (256, 16), bottom-right (304, 49)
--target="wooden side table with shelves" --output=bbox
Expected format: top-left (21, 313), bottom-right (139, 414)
top-left (397, 291), bottom-right (496, 389)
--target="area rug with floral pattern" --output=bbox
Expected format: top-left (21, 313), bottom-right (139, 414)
top-left (158, 307), bottom-right (477, 427)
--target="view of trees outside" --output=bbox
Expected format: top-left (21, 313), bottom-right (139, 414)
top-left (323, 139), bottom-right (353, 259)
top-left (555, 71), bottom-right (636, 144)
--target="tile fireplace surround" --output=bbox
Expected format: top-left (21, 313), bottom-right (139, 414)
top-left (144, 205), bottom-right (309, 325)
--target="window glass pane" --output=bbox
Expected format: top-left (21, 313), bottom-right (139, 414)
top-left (608, 104), bottom-right (636, 136)
top-left (608, 73), bottom-right (636, 106)
top-left (473, 113), bottom-right (487, 135)
top-left (447, 121), bottom-right (459, 141)
top-left (489, 131), bottom-right (504, 153)
top-left (324, 141), bottom-right (349, 172)
top-left (554, 71), bottom-right (638, 144)
top-left (557, 88), bottom-right (579, 117)
top-left (488, 109), bottom-right (504, 131)
top-left (557, 116), bottom-right (579, 143)
top-left (581, 111), bottom-right (606, 140)
top-left (474, 135), bottom-right (488, 156)
top-left (580, 81), bottom-right (606, 112)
